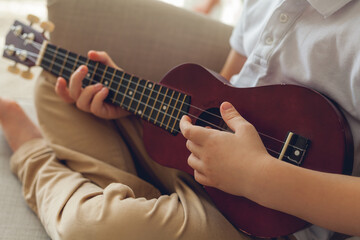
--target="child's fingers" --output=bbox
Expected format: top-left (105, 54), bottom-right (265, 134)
top-left (87, 51), bottom-right (122, 70)
top-left (69, 65), bottom-right (87, 100)
top-left (76, 83), bottom-right (103, 112)
top-left (194, 170), bottom-right (211, 186)
top-left (55, 77), bottom-right (75, 103)
top-left (90, 87), bottom-right (109, 117)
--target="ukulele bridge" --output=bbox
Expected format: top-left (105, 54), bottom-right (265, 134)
top-left (278, 132), bottom-right (310, 166)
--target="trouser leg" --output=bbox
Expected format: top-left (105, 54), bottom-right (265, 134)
top-left (11, 72), bottom-right (249, 240)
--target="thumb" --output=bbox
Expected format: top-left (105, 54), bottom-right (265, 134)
top-left (220, 102), bottom-right (246, 132)
top-left (87, 51), bottom-right (123, 70)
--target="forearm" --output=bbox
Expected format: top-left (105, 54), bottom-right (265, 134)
top-left (251, 158), bottom-right (360, 236)
top-left (220, 49), bottom-right (247, 81)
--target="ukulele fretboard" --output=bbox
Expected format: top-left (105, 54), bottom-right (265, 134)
top-left (40, 43), bottom-right (191, 135)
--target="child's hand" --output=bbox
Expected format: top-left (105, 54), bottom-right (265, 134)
top-left (180, 102), bottom-right (271, 197)
top-left (55, 51), bottom-right (130, 119)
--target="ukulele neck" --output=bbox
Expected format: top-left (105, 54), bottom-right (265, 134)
top-left (38, 42), bottom-right (191, 135)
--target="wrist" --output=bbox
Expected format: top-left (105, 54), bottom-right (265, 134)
top-left (244, 154), bottom-right (283, 206)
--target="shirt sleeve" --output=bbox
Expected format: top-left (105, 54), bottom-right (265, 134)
top-left (229, 4), bottom-right (248, 56)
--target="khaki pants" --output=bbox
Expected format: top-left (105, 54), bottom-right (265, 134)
top-left (10, 71), bottom-right (250, 240)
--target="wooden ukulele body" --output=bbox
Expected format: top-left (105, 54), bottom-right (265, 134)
top-left (143, 63), bottom-right (353, 237)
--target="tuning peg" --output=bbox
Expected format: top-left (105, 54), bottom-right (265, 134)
top-left (7, 62), bottom-right (20, 74)
top-left (27, 14), bottom-right (40, 26)
top-left (15, 50), bottom-right (28, 62)
top-left (4, 44), bottom-right (15, 56)
top-left (10, 25), bottom-right (23, 36)
top-left (21, 67), bottom-right (33, 80)
top-left (40, 21), bottom-right (55, 34)
top-left (22, 32), bottom-right (35, 45)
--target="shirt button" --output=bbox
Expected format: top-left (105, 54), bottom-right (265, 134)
top-left (265, 37), bottom-right (273, 45)
top-left (279, 13), bottom-right (289, 23)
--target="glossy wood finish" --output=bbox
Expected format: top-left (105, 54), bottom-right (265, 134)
top-left (143, 63), bottom-right (353, 237)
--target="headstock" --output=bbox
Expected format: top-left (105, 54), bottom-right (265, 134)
top-left (3, 15), bottom-right (54, 79)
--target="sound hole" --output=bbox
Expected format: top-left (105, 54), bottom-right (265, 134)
top-left (195, 108), bottom-right (230, 132)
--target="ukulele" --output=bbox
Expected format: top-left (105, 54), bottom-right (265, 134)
top-left (3, 17), bottom-right (354, 238)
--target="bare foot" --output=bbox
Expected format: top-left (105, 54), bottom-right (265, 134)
top-left (0, 98), bottom-right (42, 152)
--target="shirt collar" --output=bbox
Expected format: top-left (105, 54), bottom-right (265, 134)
top-left (307, 0), bottom-right (353, 17)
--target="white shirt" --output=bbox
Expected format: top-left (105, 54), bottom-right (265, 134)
top-left (229, 0), bottom-right (360, 239)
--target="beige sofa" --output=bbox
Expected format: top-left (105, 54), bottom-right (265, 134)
top-left (0, 0), bottom-right (232, 239)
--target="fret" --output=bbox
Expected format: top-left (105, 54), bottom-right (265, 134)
top-left (78, 56), bottom-right (88, 68)
top-left (154, 87), bottom-right (169, 126)
top-left (80, 62), bottom-right (104, 92)
top-left (141, 81), bottom-right (155, 119)
top-left (40, 48), bottom-right (52, 70)
top-left (63, 52), bottom-right (78, 81)
top-left (58, 49), bottom-right (69, 77)
top-left (127, 77), bottom-right (141, 112)
top-left (86, 63), bottom-right (105, 87)
top-left (48, 45), bottom-right (58, 73)
top-left (147, 84), bottom-right (162, 122)
top-left (165, 91), bottom-right (181, 130)
top-left (89, 61), bottom-right (99, 85)
top-left (100, 65), bottom-right (109, 84)
top-left (77, 56), bottom-right (91, 86)
top-left (95, 64), bottom-right (106, 84)
top-left (108, 67), bottom-right (117, 88)
top-left (159, 89), bottom-right (175, 128)
top-left (84, 58), bottom-right (90, 66)
top-left (85, 59), bottom-right (96, 86)
top-left (70, 54), bottom-right (79, 73)
top-left (112, 71), bottom-right (126, 104)
top-left (119, 74), bottom-right (134, 108)
top-left (170, 94), bottom-right (188, 133)
top-left (81, 57), bottom-right (91, 86)
top-left (130, 79), bottom-right (144, 113)
top-left (51, 47), bottom-right (66, 77)
top-left (132, 79), bottom-right (148, 116)
top-left (105, 67), bottom-right (117, 101)
top-left (101, 66), bottom-right (112, 87)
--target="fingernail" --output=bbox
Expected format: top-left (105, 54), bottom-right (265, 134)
top-left (78, 66), bottom-right (87, 73)
top-left (222, 102), bottom-right (233, 110)
top-left (56, 78), bottom-right (62, 87)
top-left (181, 115), bottom-right (189, 122)
top-left (94, 83), bottom-right (102, 90)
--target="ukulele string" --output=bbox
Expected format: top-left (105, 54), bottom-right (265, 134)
top-left (29, 44), bottom-right (286, 139)
top-left (28, 43), bottom-right (289, 148)
top-left (32, 44), bottom-right (234, 128)
top-left (38, 57), bottom-right (286, 156)
top-left (30, 41), bottom-right (43, 50)
top-left (49, 59), bottom-right (290, 156)
top-left (39, 56), bottom-right (224, 128)
top-left (40, 56), bottom-right (231, 131)
top-left (18, 42), bottom-right (285, 146)
top-left (38, 47), bottom-right (287, 144)
top-left (33, 46), bottom-right (234, 127)
top-left (16, 46), bottom-right (285, 156)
